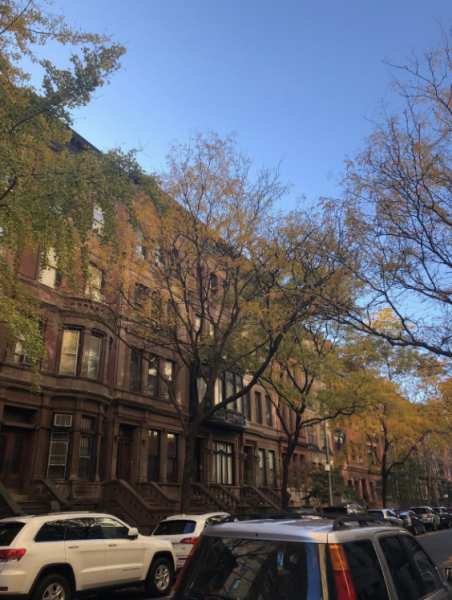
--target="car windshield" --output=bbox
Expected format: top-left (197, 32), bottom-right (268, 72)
top-left (153, 520), bottom-right (196, 536)
top-left (410, 508), bottom-right (427, 515)
top-left (0, 522), bottom-right (25, 546)
top-left (432, 508), bottom-right (441, 513)
top-left (172, 536), bottom-right (323, 600)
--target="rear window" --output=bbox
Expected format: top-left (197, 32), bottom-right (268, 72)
top-left (410, 508), bottom-right (426, 515)
top-left (322, 506), bottom-right (347, 514)
top-left (0, 522), bottom-right (25, 546)
top-left (369, 511), bottom-right (384, 518)
top-left (153, 520), bottom-right (196, 536)
top-left (172, 535), bottom-right (327, 600)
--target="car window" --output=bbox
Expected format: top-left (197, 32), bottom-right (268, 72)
top-left (322, 506), bottom-right (347, 514)
top-left (0, 522), bottom-right (25, 546)
top-left (98, 517), bottom-right (130, 539)
top-left (369, 511), bottom-right (384, 518)
top-left (379, 536), bottom-right (423, 600)
top-left (410, 508), bottom-right (426, 515)
top-left (35, 520), bottom-right (66, 543)
top-left (153, 520), bottom-right (196, 535)
top-left (172, 536), bottom-right (323, 600)
top-left (65, 518), bottom-right (102, 541)
top-left (204, 516), bottom-right (227, 528)
top-left (400, 536), bottom-right (442, 595)
top-left (343, 540), bottom-right (389, 600)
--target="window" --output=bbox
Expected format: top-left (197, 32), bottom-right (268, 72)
top-left (209, 274), bottom-right (218, 295)
top-left (85, 264), bottom-right (104, 302)
top-left (194, 314), bottom-right (202, 333)
top-left (47, 432), bottom-right (69, 479)
top-left (400, 535), bottom-right (441, 595)
top-left (153, 520), bottom-right (196, 536)
top-left (259, 449), bottom-right (266, 485)
top-left (163, 360), bottom-right (174, 398)
top-left (147, 355), bottom-right (158, 396)
top-left (254, 391), bottom-right (262, 423)
top-left (379, 536), bottom-right (423, 600)
top-left (129, 349), bottom-right (142, 392)
top-left (134, 284), bottom-right (148, 314)
top-left (334, 431), bottom-right (345, 451)
top-left (78, 417), bottom-right (94, 479)
top-left (307, 426), bottom-right (315, 445)
top-left (148, 429), bottom-right (160, 481)
top-left (343, 540), bottom-right (389, 600)
top-left (242, 391), bottom-right (251, 420)
top-left (213, 442), bottom-right (233, 485)
top-left (0, 522), bottom-right (25, 546)
top-left (209, 322), bottom-right (214, 337)
top-left (320, 427), bottom-right (327, 449)
top-left (265, 395), bottom-right (273, 426)
top-left (59, 329), bottom-right (80, 375)
top-left (136, 229), bottom-right (145, 257)
top-left (167, 433), bottom-right (178, 483)
top-left (13, 338), bottom-right (31, 365)
top-left (87, 334), bottom-right (102, 379)
top-left (154, 245), bottom-right (163, 267)
top-left (98, 517), bottom-right (129, 539)
top-left (34, 521), bottom-right (67, 543)
top-left (268, 450), bottom-right (276, 488)
top-left (39, 248), bottom-right (58, 288)
top-left (93, 205), bottom-right (104, 232)
top-left (65, 518), bottom-right (102, 540)
top-left (197, 377), bottom-right (207, 403)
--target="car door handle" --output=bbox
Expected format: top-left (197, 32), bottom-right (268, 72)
top-left (68, 545), bottom-right (79, 549)
top-left (108, 544), bottom-right (117, 547)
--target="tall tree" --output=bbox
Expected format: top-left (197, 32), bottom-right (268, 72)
top-left (260, 322), bottom-right (370, 509)
top-left (83, 132), bottom-right (351, 512)
top-left (0, 0), bottom-right (160, 368)
top-left (324, 27), bottom-right (452, 359)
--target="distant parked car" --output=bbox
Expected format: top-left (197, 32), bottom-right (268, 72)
top-left (399, 510), bottom-right (426, 535)
top-left (432, 507), bottom-right (452, 529)
top-left (321, 503), bottom-right (368, 515)
top-left (368, 508), bottom-right (404, 528)
top-left (409, 506), bottom-right (441, 531)
top-left (290, 508), bottom-right (324, 520)
top-left (151, 512), bottom-right (229, 572)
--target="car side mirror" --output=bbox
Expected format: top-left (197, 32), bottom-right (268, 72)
top-left (128, 527), bottom-right (139, 539)
top-left (444, 566), bottom-right (452, 584)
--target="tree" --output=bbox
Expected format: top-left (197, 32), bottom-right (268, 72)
top-left (324, 27), bottom-right (452, 359)
top-left (83, 132), bottom-right (351, 512)
top-left (0, 0), bottom-right (160, 369)
top-left (302, 465), bottom-right (360, 507)
top-left (260, 322), bottom-right (370, 509)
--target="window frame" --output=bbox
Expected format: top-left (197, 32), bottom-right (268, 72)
top-left (59, 328), bottom-right (82, 376)
top-left (254, 391), bottom-right (263, 424)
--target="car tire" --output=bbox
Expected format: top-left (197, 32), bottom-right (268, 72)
top-left (145, 557), bottom-right (174, 597)
top-left (448, 521), bottom-right (452, 529)
top-left (32, 574), bottom-right (71, 600)
top-left (432, 522), bottom-right (437, 532)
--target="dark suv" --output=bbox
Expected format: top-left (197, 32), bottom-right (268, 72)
top-left (432, 507), bottom-right (452, 529)
top-left (171, 514), bottom-right (452, 600)
top-left (321, 503), bottom-right (368, 515)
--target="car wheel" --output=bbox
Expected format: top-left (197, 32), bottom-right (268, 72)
top-left (448, 521), bottom-right (452, 529)
top-left (432, 522), bottom-right (437, 532)
top-left (33, 574), bottom-right (70, 600)
top-left (145, 557), bottom-right (174, 597)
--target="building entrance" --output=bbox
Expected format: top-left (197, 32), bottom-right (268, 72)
top-left (0, 426), bottom-right (30, 490)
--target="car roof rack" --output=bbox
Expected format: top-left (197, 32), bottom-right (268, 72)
top-left (331, 515), bottom-right (402, 531)
top-left (217, 512), bottom-right (403, 531)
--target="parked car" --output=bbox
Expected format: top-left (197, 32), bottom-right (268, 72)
top-left (321, 503), bottom-right (368, 515)
top-left (290, 508), bottom-right (324, 519)
top-left (399, 510), bottom-right (427, 535)
top-left (151, 512), bottom-right (229, 572)
top-left (368, 508), bottom-right (405, 528)
top-left (432, 507), bottom-right (452, 529)
top-left (409, 506), bottom-right (441, 531)
top-left (0, 512), bottom-right (176, 600)
top-left (171, 513), bottom-right (452, 600)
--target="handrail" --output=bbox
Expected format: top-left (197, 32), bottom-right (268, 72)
top-left (241, 485), bottom-right (280, 510)
top-left (259, 486), bottom-right (282, 507)
top-left (0, 481), bottom-right (26, 516)
top-left (140, 481), bottom-right (178, 506)
top-left (190, 482), bottom-right (228, 511)
top-left (208, 484), bottom-right (242, 508)
top-left (40, 479), bottom-right (72, 509)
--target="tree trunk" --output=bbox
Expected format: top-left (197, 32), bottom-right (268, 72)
top-left (381, 469), bottom-right (388, 508)
top-left (180, 428), bottom-right (196, 513)
top-left (281, 454), bottom-right (292, 509)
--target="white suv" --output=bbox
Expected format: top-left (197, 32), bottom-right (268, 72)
top-left (0, 512), bottom-right (176, 600)
top-left (152, 512), bottom-right (229, 571)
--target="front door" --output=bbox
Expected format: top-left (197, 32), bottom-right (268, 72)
top-left (98, 517), bottom-right (144, 585)
top-left (0, 427), bottom-right (29, 489)
top-left (116, 425), bottom-right (135, 483)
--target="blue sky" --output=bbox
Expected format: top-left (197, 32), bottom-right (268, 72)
top-left (29, 0), bottom-right (452, 209)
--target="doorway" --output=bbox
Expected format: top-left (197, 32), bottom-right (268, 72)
top-left (0, 427), bottom-right (30, 490)
top-left (243, 446), bottom-right (253, 484)
top-left (116, 425), bottom-right (135, 483)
